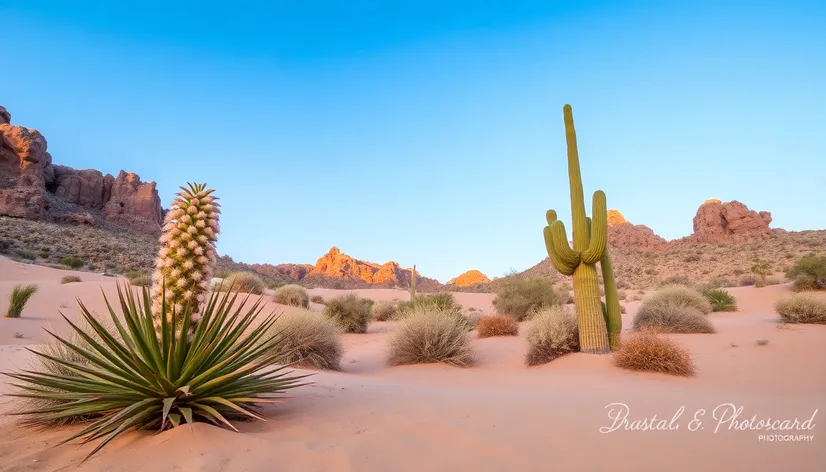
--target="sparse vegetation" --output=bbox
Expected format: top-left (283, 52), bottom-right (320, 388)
top-left (702, 288), bottom-right (737, 312)
top-left (310, 295), bottom-right (325, 305)
top-left (614, 330), bottom-right (695, 377)
top-left (492, 277), bottom-right (563, 321)
top-left (324, 293), bottom-right (374, 333)
top-left (219, 271), bottom-right (266, 295)
top-left (398, 292), bottom-right (461, 317)
top-left (269, 308), bottom-right (343, 370)
top-left (750, 260), bottom-right (770, 286)
top-left (774, 292), bottom-right (826, 324)
top-left (273, 284), bottom-right (310, 308)
top-left (658, 275), bottom-right (693, 287)
top-left (5, 284), bottom-right (38, 318)
top-left (738, 275), bottom-right (756, 286)
top-left (786, 254), bottom-right (826, 292)
top-left (633, 286), bottom-right (715, 333)
top-left (756, 339), bottom-right (769, 346)
top-left (646, 285), bottom-right (712, 314)
top-left (372, 300), bottom-right (399, 321)
top-left (59, 256), bottom-right (84, 269)
top-left (476, 314), bottom-right (519, 338)
top-left (128, 275), bottom-right (152, 287)
top-left (523, 306), bottom-right (579, 366)
top-left (60, 275), bottom-right (82, 284)
top-left (386, 306), bottom-right (475, 367)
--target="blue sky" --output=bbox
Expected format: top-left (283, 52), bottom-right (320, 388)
top-left (1, 1), bottom-right (824, 282)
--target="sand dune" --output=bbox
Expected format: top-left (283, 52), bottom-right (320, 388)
top-left (0, 257), bottom-right (824, 471)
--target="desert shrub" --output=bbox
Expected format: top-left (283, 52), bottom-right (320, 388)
top-left (703, 288), bottom-right (737, 312)
top-left (476, 314), bottom-right (519, 338)
top-left (614, 330), bottom-right (695, 377)
top-left (310, 295), bottom-right (325, 305)
top-left (492, 277), bottom-right (563, 321)
top-left (17, 250), bottom-right (37, 260)
top-left (324, 293), bottom-right (373, 333)
top-left (129, 275), bottom-right (152, 287)
top-left (220, 271), bottom-right (266, 294)
top-left (774, 293), bottom-right (826, 324)
top-left (465, 311), bottom-right (483, 330)
top-left (647, 285), bottom-right (712, 314)
top-left (6, 284), bottom-right (38, 318)
top-left (386, 306), bottom-right (474, 367)
top-left (633, 302), bottom-right (714, 334)
top-left (620, 304), bottom-right (627, 314)
top-left (372, 300), bottom-right (399, 321)
top-left (59, 256), bottom-right (84, 269)
top-left (270, 309), bottom-right (343, 370)
top-left (658, 275), bottom-right (692, 287)
top-left (0, 239), bottom-right (9, 253)
top-left (60, 275), bottom-right (82, 284)
top-left (524, 306), bottom-right (580, 366)
top-left (737, 275), bottom-right (756, 286)
top-left (7, 286), bottom-right (304, 460)
top-left (273, 284), bottom-right (309, 308)
top-left (765, 275), bottom-right (784, 286)
top-left (786, 255), bottom-right (826, 291)
top-left (398, 292), bottom-right (459, 314)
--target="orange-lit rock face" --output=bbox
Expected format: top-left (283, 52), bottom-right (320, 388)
top-left (447, 270), bottom-right (491, 287)
top-left (607, 210), bottom-right (628, 226)
top-left (704, 198), bottom-right (722, 205)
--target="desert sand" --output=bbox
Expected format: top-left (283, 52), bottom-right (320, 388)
top-left (0, 256), bottom-right (824, 471)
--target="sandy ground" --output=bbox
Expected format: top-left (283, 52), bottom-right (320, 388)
top-left (0, 256), bottom-right (824, 471)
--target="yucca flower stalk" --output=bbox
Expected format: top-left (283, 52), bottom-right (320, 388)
top-left (4, 284), bottom-right (309, 462)
top-left (151, 183), bottom-right (220, 332)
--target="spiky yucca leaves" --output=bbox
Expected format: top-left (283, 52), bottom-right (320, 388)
top-left (3, 284), bottom-right (307, 462)
top-left (151, 183), bottom-right (220, 331)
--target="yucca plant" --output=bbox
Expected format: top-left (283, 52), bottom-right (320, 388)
top-left (3, 284), bottom-right (308, 462)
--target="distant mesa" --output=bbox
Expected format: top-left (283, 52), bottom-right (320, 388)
top-left (447, 270), bottom-right (491, 287)
top-left (606, 209), bottom-right (667, 249)
top-left (691, 199), bottom-right (773, 242)
top-left (0, 105), bottom-right (163, 234)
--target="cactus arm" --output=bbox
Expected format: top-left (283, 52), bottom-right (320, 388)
top-left (600, 248), bottom-right (622, 350)
top-left (563, 104), bottom-right (589, 252)
top-left (582, 190), bottom-right (608, 264)
top-left (544, 226), bottom-right (576, 275)
top-left (549, 220), bottom-right (581, 268)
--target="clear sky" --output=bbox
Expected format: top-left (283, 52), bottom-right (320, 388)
top-left (1, 1), bottom-right (824, 282)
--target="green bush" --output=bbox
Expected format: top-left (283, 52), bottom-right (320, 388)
top-left (6, 284), bottom-right (38, 318)
top-left (6, 285), bottom-right (304, 461)
top-left (323, 293), bottom-right (374, 333)
top-left (492, 277), bottom-right (563, 321)
top-left (273, 284), bottom-right (309, 308)
top-left (703, 288), bottom-right (737, 312)
top-left (60, 275), bottom-right (82, 284)
top-left (786, 255), bottom-right (826, 291)
top-left (59, 256), bottom-right (84, 269)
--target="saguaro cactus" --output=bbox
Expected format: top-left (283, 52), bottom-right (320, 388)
top-left (543, 105), bottom-right (622, 353)
top-left (410, 264), bottom-right (417, 299)
top-left (151, 183), bottom-right (221, 332)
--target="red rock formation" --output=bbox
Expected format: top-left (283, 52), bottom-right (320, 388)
top-left (0, 106), bottom-right (163, 234)
top-left (251, 263), bottom-right (314, 281)
top-left (606, 209), bottom-right (667, 249)
top-left (447, 270), bottom-right (491, 287)
top-left (691, 200), bottom-right (772, 242)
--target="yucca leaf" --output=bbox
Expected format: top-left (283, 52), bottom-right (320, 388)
top-left (200, 397), bottom-right (266, 421)
top-left (192, 403), bottom-right (237, 431)
top-left (179, 406), bottom-right (194, 432)
top-left (82, 407), bottom-right (157, 463)
top-left (161, 397), bottom-right (175, 429)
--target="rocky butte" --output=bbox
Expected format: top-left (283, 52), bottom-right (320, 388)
top-left (0, 105), bottom-right (163, 235)
top-left (690, 199), bottom-right (773, 242)
top-left (447, 270), bottom-right (491, 288)
top-left (606, 209), bottom-right (668, 249)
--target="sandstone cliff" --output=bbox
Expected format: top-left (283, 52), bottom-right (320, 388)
top-left (0, 105), bottom-right (163, 234)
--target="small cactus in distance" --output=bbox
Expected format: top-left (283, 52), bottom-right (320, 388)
top-left (150, 183), bottom-right (220, 332)
top-left (542, 104), bottom-right (622, 353)
top-left (410, 264), bottom-right (417, 299)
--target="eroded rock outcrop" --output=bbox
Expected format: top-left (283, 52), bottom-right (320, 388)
top-left (691, 200), bottom-right (772, 242)
top-left (606, 209), bottom-right (667, 249)
top-left (0, 106), bottom-right (163, 234)
top-left (447, 270), bottom-right (491, 287)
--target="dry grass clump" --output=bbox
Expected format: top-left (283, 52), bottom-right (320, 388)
top-left (273, 284), bottom-right (309, 308)
top-left (219, 271), bottom-right (266, 294)
top-left (492, 276), bottom-right (563, 321)
top-left (386, 307), bottom-right (475, 367)
top-left (738, 275), bottom-right (756, 286)
top-left (646, 285), bottom-right (712, 314)
top-left (476, 314), bottom-right (519, 338)
top-left (633, 301), bottom-right (715, 334)
top-left (270, 309), bottom-right (343, 370)
top-left (60, 275), bottom-right (82, 284)
top-left (310, 295), bottom-right (325, 305)
top-left (372, 300), bottom-right (399, 321)
top-left (6, 284), bottom-right (38, 318)
top-left (614, 330), bottom-right (695, 377)
top-left (524, 306), bottom-right (579, 366)
top-left (774, 293), bottom-right (826, 324)
top-left (398, 292), bottom-right (460, 317)
top-left (324, 293), bottom-right (374, 333)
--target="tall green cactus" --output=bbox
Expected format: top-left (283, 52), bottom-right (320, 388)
top-left (543, 105), bottom-right (622, 353)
